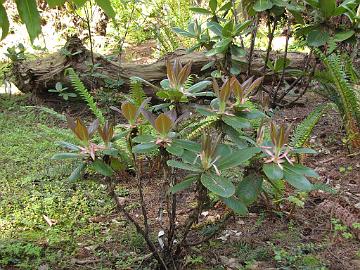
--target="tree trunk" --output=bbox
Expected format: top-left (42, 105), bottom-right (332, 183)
top-left (11, 36), bottom-right (312, 96)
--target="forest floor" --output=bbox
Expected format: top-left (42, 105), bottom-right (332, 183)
top-left (1, 87), bottom-right (359, 270)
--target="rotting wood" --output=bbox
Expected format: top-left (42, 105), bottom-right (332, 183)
top-left (11, 36), bottom-right (313, 96)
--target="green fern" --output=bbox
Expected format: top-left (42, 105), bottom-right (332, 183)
top-left (342, 54), bottom-right (359, 84)
top-left (129, 78), bottom-right (147, 107)
top-left (290, 103), bottom-right (331, 148)
top-left (179, 115), bottom-right (218, 140)
top-left (66, 68), bottom-right (105, 124)
top-left (316, 51), bottom-right (360, 146)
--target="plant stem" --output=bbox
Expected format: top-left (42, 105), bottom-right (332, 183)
top-left (247, 15), bottom-right (259, 76)
top-left (105, 177), bottom-right (168, 269)
top-left (273, 21), bottom-right (291, 105)
top-left (262, 15), bottom-right (278, 74)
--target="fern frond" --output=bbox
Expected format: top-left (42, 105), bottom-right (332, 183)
top-left (290, 103), bottom-right (331, 148)
top-left (67, 68), bottom-right (105, 124)
top-left (129, 79), bottom-right (146, 107)
top-left (179, 115), bottom-right (218, 140)
top-left (316, 51), bottom-right (360, 147)
top-left (342, 54), bottom-right (359, 84)
top-left (184, 75), bottom-right (194, 90)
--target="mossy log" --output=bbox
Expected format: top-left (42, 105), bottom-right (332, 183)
top-left (11, 36), bottom-right (312, 96)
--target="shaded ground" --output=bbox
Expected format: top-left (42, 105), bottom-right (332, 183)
top-left (0, 90), bottom-right (359, 270)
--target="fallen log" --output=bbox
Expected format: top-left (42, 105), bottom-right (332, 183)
top-left (11, 36), bottom-right (311, 96)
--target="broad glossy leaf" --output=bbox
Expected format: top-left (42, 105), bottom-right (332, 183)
top-left (15, 0), bottom-right (41, 43)
top-left (201, 173), bottom-right (235, 198)
top-left (253, 0), bottom-right (273, 12)
top-left (292, 148), bottom-right (317, 154)
top-left (154, 114), bottom-right (173, 135)
top-left (92, 159), bottom-right (113, 176)
top-left (187, 81), bottom-right (211, 93)
top-left (189, 7), bottom-right (212, 14)
top-left (55, 141), bottom-right (80, 151)
top-left (207, 22), bottom-right (223, 36)
top-left (205, 46), bottom-right (227, 56)
top-left (222, 21), bottom-right (234, 37)
top-left (121, 102), bottom-right (137, 123)
top-left (46, 0), bottom-right (66, 7)
top-left (222, 115), bottom-right (251, 129)
top-left (68, 163), bottom-right (85, 181)
top-left (0, 3), bottom-right (9, 40)
top-left (217, 147), bottom-right (260, 170)
top-left (166, 143), bottom-right (184, 156)
top-left (167, 160), bottom-right (203, 172)
top-left (172, 139), bottom-right (201, 152)
top-left (173, 27), bottom-right (195, 38)
top-left (132, 142), bottom-right (158, 153)
top-left (51, 153), bottom-right (82, 160)
top-left (201, 61), bottom-right (215, 71)
top-left (283, 166), bottom-right (313, 191)
top-left (222, 196), bottom-right (248, 215)
top-left (168, 175), bottom-right (198, 194)
top-left (132, 134), bottom-right (156, 143)
top-left (209, 0), bottom-right (217, 13)
top-left (263, 163), bottom-right (283, 180)
top-left (72, 0), bottom-right (87, 7)
top-left (334, 30), bottom-right (355, 42)
top-left (236, 174), bottom-right (263, 205)
top-left (307, 29), bottom-right (329, 47)
top-left (95, 0), bottom-right (116, 18)
top-left (319, 0), bottom-right (336, 18)
top-left (285, 163), bottom-right (319, 178)
top-left (234, 20), bottom-right (251, 35)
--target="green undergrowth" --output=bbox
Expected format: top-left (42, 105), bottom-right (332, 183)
top-left (0, 94), bottom-right (139, 269)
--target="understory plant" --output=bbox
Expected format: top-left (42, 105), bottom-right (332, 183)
top-left (53, 62), bottom-right (321, 269)
top-left (315, 51), bottom-right (360, 149)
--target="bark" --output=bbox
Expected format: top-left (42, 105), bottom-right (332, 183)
top-left (11, 36), bottom-right (312, 96)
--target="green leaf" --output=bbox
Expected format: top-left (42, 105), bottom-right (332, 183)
top-left (189, 7), bottom-right (212, 14)
top-left (207, 22), bottom-right (223, 36)
top-left (15, 0), bottom-right (41, 43)
top-left (72, 0), bottom-right (87, 7)
top-left (68, 163), bottom-right (86, 181)
top-left (95, 0), bottom-right (115, 18)
top-left (234, 20), bottom-right (251, 35)
top-left (236, 174), bottom-right (263, 205)
top-left (292, 148), bottom-right (317, 154)
top-left (217, 147), bottom-right (260, 170)
top-left (222, 197), bottom-right (248, 215)
top-left (133, 134), bottom-right (156, 143)
top-left (222, 115), bottom-right (251, 129)
top-left (172, 139), bottom-right (201, 153)
top-left (0, 3), bottom-right (9, 40)
top-left (222, 21), bottom-right (234, 37)
top-left (319, 0), bottom-right (336, 18)
top-left (92, 159), bottom-right (113, 176)
top-left (201, 61), bottom-right (215, 71)
top-left (201, 173), bottom-right (235, 198)
top-left (173, 27), bottom-right (196, 38)
top-left (334, 30), bottom-right (355, 42)
top-left (253, 0), bottom-right (273, 12)
top-left (132, 142), bottom-right (158, 154)
top-left (168, 175), bottom-right (198, 194)
top-left (209, 0), bottom-right (217, 13)
top-left (46, 0), bottom-right (66, 7)
top-left (287, 164), bottom-right (319, 178)
top-left (307, 29), bottom-right (329, 47)
top-left (167, 160), bottom-right (203, 172)
top-left (166, 143), bottom-right (184, 156)
top-left (263, 163), bottom-right (283, 180)
top-left (55, 141), bottom-right (80, 151)
top-left (283, 166), bottom-right (313, 191)
top-left (187, 81), bottom-right (211, 93)
top-left (51, 153), bottom-right (82, 160)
